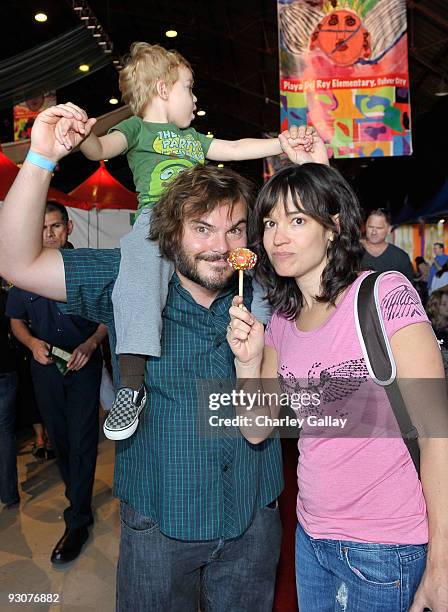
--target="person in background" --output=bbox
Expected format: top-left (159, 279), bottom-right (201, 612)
top-left (426, 289), bottom-right (448, 372)
top-left (429, 259), bottom-right (448, 295)
top-left (361, 208), bottom-right (414, 282)
top-left (428, 242), bottom-right (448, 291)
top-left (0, 276), bottom-right (19, 510)
top-left (414, 256), bottom-right (430, 306)
top-left (6, 202), bottom-right (108, 564)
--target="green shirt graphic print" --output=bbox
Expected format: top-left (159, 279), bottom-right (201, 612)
top-left (110, 116), bottom-right (213, 213)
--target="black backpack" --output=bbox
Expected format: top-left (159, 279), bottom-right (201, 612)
top-left (355, 271), bottom-right (420, 475)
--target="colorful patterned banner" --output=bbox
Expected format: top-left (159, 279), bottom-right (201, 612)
top-left (13, 92), bottom-right (56, 141)
top-left (278, 0), bottom-right (411, 158)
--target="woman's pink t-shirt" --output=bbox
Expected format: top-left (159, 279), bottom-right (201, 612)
top-left (265, 272), bottom-right (429, 544)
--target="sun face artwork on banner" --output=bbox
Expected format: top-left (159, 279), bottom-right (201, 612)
top-left (278, 0), bottom-right (411, 158)
top-left (13, 92), bottom-right (57, 141)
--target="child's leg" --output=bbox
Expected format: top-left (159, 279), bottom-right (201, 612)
top-left (112, 208), bottom-right (174, 364)
top-left (104, 208), bottom-right (173, 440)
top-left (118, 354), bottom-right (146, 392)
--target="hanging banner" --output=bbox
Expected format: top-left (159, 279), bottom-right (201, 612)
top-left (278, 0), bottom-right (411, 158)
top-left (13, 92), bottom-right (57, 141)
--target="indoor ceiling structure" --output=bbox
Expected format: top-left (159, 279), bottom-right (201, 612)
top-left (0, 0), bottom-right (447, 218)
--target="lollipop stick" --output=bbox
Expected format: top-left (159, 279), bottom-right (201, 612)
top-left (238, 269), bottom-right (244, 308)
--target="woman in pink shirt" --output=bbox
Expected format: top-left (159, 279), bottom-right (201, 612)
top-left (227, 132), bottom-right (448, 612)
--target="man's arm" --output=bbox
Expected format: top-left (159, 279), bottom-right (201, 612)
top-left (10, 318), bottom-right (52, 365)
top-left (0, 103), bottom-right (92, 300)
top-left (67, 323), bottom-right (108, 371)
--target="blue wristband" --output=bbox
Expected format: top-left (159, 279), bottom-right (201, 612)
top-left (26, 150), bottom-right (57, 172)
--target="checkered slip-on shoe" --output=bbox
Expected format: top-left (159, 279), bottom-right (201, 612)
top-left (103, 386), bottom-right (147, 441)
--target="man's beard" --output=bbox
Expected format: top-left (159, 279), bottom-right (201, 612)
top-left (175, 249), bottom-right (234, 291)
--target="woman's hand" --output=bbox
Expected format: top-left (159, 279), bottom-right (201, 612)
top-left (227, 296), bottom-right (265, 367)
top-left (279, 124), bottom-right (330, 166)
top-left (409, 562), bottom-right (448, 611)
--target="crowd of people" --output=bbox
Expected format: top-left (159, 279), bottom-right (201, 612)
top-left (1, 42), bottom-right (447, 612)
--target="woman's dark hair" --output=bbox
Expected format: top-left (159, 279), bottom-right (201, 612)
top-left (250, 163), bottom-right (364, 319)
top-left (415, 256), bottom-right (426, 266)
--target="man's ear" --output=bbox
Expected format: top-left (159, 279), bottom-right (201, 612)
top-left (67, 220), bottom-right (73, 236)
top-left (156, 79), bottom-right (169, 100)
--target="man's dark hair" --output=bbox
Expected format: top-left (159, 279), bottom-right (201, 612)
top-left (45, 201), bottom-right (69, 225)
top-left (367, 207), bottom-right (391, 225)
top-left (434, 242), bottom-right (444, 250)
top-left (149, 164), bottom-right (254, 261)
top-left (250, 163), bottom-right (364, 319)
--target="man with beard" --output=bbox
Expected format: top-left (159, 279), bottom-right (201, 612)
top-left (0, 104), bottom-right (285, 611)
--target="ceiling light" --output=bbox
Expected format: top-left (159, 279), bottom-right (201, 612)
top-left (206, 132), bottom-right (213, 138)
top-left (197, 110), bottom-right (206, 116)
top-left (93, 31), bottom-right (101, 37)
top-left (217, 163), bottom-right (224, 168)
top-left (79, 64), bottom-right (90, 72)
top-left (109, 97), bottom-right (119, 105)
top-left (165, 30), bottom-right (177, 38)
top-left (99, 40), bottom-right (107, 45)
top-left (35, 12), bottom-right (47, 22)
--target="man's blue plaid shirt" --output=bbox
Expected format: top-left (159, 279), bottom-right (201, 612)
top-left (60, 248), bottom-right (283, 540)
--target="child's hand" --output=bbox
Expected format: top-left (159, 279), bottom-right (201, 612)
top-left (55, 111), bottom-right (96, 151)
top-left (280, 125), bottom-right (330, 166)
top-left (281, 124), bottom-right (313, 153)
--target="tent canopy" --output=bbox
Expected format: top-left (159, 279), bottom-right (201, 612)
top-left (69, 162), bottom-right (137, 211)
top-left (0, 149), bottom-right (90, 209)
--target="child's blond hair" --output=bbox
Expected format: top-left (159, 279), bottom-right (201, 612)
top-left (119, 42), bottom-right (192, 117)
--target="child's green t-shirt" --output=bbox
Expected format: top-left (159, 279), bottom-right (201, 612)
top-left (110, 116), bottom-right (213, 214)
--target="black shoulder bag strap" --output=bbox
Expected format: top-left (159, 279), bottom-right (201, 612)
top-left (355, 271), bottom-right (420, 476)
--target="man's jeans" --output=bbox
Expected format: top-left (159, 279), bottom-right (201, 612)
top-left (296, 522), bottom-right (427, 612)
top-left (0, 371), bottom-right (19, 505)
top-left (117, 501), bottom-right (282, 612)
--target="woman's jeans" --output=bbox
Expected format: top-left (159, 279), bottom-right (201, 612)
top-left (0, 371), bottom-right (19, 505)
top-left (296, 522), bottom-right (427, 612)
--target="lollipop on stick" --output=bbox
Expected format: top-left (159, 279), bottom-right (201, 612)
top-left (227, 248), bottom-right (258, 308)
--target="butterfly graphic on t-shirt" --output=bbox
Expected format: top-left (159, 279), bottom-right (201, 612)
top-left (380, 284), bottom-right (425, 321)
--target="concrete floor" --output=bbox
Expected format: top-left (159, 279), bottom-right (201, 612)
top-left (0, 434), bottom-right (119, 612)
